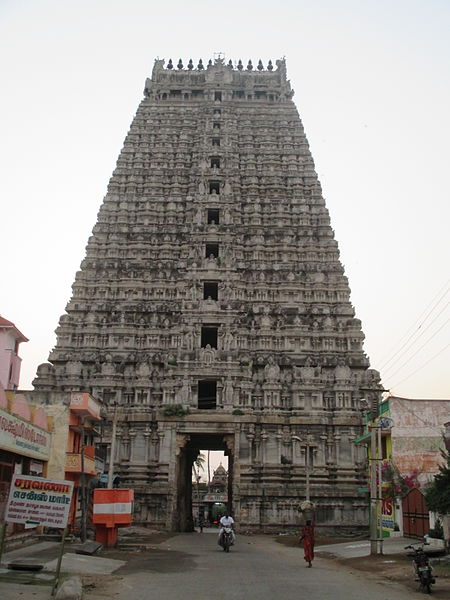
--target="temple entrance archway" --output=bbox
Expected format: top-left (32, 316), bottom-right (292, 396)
top-left (175, 433), bottom-right (233, 532)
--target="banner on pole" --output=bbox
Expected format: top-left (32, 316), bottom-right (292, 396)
top-left (5, 474), bottom-right (74, 528)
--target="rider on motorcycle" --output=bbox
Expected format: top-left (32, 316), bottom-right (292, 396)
top-left (218, 512), bottom-right (236, 546)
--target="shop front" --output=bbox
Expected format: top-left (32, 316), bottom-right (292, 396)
top-left (0, 389), bottom-right (51, 536)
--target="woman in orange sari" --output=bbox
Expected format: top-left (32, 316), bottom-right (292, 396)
top-left (300, 520), bottom-right (315, 567)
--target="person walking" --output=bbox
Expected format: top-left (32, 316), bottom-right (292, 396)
top-left (300, 520), bottom-right (315, 567)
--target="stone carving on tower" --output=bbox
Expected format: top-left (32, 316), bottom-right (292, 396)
top-left (32, 56), bottom-right (382, 532)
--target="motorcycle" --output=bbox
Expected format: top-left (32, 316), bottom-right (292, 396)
top-left (220, 526), bottom-right (234, 552)
top-left (405, 542), bottom-right (435, 594)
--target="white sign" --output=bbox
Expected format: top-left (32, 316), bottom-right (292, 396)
top-left (5, 474), bottom-right (74, 528)
top-left (203, 493), bottom-right (228, 502)
top-left (0, 407), bottom-right (50, 460)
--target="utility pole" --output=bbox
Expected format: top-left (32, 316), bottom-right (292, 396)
top-left (291, 435), bottom-right (314, 503)
top-left (80, 417), bottom-right (87, 543)
top-left (377, 424), bottom-right (383, 554)
top-left (370, 422), bottom-right (383, 555)
top-left (304, 434), bottom-right (314, 502)
top-left (107, 404), bottom-right (119, 489)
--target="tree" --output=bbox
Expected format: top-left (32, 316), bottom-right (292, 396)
top-left (424, 450), bottom-right (450, 515)
top-left (192, 452), bottom-right (205, 482)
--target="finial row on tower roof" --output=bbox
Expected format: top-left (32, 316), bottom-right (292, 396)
top-left (165, 58), bottom-right (275, 71)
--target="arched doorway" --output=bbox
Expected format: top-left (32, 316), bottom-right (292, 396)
top-left (175, 433), bottom-right (233, 532)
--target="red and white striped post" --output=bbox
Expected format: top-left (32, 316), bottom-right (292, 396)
top-left (92, 489), bottom-right (134, 546)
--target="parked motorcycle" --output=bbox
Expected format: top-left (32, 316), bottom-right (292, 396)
top-left (405, 542), bottom-right (435, 594)
top-left (221, 526), bottom-right (234, 552)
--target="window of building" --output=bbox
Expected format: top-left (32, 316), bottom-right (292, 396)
top-left (210, 156), bottom-right (220, 169)
top-left (205, 243), bottom-right (219, 258)
top-left (213, 122), bottom-right (221, 130)
top-left (214, 91), bottom-right (222, 101)
top-left (203, 281), bottom-right (218, 300)
top-left (214, 108), bottom-right (221, 115)
top-left (198, 380), bottom-right (217, 409)
top-left (212, 138), bottom-right (220, 147)
top-left (381, 436), bottom-right (388, 460)
top-left (201, 326), bottom-right (218, 348)
top-left (209, 181), bottom-right (220, 194)
top-left (207, 208), bottom-right (220, 224)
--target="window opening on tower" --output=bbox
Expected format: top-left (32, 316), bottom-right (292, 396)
top-left (203, 281), bottom-right (218, 300)
top-left (205, 243), bottom-right (219, 258)
top-left (207, 208), bottom-right (220, 224)
top-left (213, 122), bottom-right (221, 130)
top-left (214, 91), bottom-right (222, 101)
top-left (201, 326), bottom-right (218, 349)
top-left (212, 138), bottom-right (220, 147)
top-left (210, 157), bottom-right (220, 169)
top-left (198, 380), bottom-right (217, 409)
top-left (209, 181), bottom-right (220, 194)
top-left (214, 108), bottom-right (221, 115)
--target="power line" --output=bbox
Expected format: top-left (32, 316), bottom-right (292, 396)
top-left (382, 301), bottom-right (449, 376)
top-left (383, 316), bottom-right (450, 382)
top-left (378, 280), bottom-right (449, 372)
top-left (387, 341), bottom-right (450, 391)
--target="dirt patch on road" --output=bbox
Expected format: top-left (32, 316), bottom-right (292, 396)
top-left (335, 553), bottom-right (450, 599)
top-left (102, 547), bottom-right (196, 575)
top-left (274, 534), bottom-right (450, 597)
top-left (274, 534), bottom-right (368, 548)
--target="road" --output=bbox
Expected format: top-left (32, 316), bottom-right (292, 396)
top-left (86, 531), bottom-right (421, 600)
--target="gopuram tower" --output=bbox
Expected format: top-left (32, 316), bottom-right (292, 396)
top-left (33, 57), bottom-right (382, 532)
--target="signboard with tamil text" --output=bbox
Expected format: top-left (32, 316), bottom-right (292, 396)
top-left (0, 407), bottom-right (50, 461)
top-left (5, 474), bottom-right (74, 528)
top-left (203, 493), bottom-right (228, 503)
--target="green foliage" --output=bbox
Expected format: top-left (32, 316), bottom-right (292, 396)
top-left (194, 452), bottom-right (206, 472)
top-left (424, 451), bottom-right (450, 515)
top-left (232, 409), bottom-right (244, 415)
top-left (281, 455), bottom-right (292, 465)
top-left (429, 518), bottom-right (444, 539)
top-left (381, 460), bottom-right (419, 498)
top-left (162, 404), bottom-right (190, 417)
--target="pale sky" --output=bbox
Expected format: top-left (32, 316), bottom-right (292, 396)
top-left (1, 0), bottom-right (449, 402)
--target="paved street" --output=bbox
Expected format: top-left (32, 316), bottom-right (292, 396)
top-left (85, 532), bottom-right (422, 600)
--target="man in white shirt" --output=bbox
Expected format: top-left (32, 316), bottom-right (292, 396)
top-left (218, 513), bottom-right (236, 546)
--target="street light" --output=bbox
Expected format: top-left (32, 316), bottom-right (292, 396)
top-left (292, 435), bottom-right (313, 502)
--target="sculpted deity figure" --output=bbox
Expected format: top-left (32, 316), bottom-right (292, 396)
top-left (264, 357), bottom-right (280, 382)
top-left (299, 357), bottom-right (315, 382)
top-left (137, 360), bottom-right (151, 378)
top-left (335, 358), bottom-right (351, 382)
top-left (223, 329), bottom-right (234, 350)
top-left (223, 377), bottom-right (234, 404)
top-left (101, 354), bottom-right (115, 376)
top-left (66, 358), bottom-right (82, 376)
top-left (184, 329), bottom-right (194, 350)
top-left (178, 377), bottom-right (192, 404)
